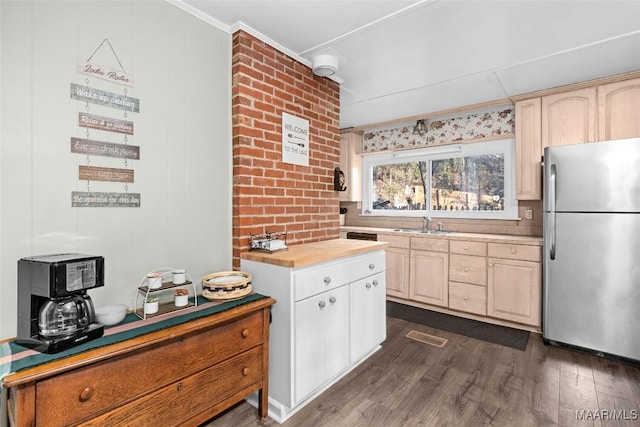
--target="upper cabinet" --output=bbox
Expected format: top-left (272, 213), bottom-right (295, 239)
top-left (515, 98), bottom-right (542, 200)
top-left (339, 131), bottom-right (363, 202)
top-left (541, 87), bottom-right (597, 148)
top-left (515, 76), bottom-right (640, 200)
top-left (598, 78), bottom-right (640, 141)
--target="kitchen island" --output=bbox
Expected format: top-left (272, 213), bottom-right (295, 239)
top-left (240, 239), bottom-right (387, 423)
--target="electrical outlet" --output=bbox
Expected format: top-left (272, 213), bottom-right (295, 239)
top-left (524, 209), bottom-right (533, 220)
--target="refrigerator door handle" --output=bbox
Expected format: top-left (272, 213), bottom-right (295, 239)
top-left (549, 164), bottom-right (556, 260)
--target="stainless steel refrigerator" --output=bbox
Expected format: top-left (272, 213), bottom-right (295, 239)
top-left (543, 137), bottom-right (640, 362)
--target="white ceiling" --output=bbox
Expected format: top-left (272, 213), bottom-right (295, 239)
top-left (174, 0), bottom-right (640, 129)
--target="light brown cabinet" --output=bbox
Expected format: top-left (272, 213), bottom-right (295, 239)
top-left (409, 236), bottom-right (449, 307)
top-left (542, 87), bottom-right (597, 148)
top-left (515, 98), bottom-right (542, 200)
top-left (598, 77), bottom-right (640, 141)
top-left (379, 234), bottom-right (410, 299)
top-left (487, 243), bottom-right (541, 327)
top-left (515, 76), bottom-right (640, 200)
top-left (339, 131), bottom-right (362, 201)
top-left (4, 298), bottom-right (275, 427)
top-left (448, 240), bottom-right (487, 315)
top-left (409, 250), bottom-right (449, 307)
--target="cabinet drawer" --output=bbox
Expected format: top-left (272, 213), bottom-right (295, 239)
top-left (35, 312), bottom-right (264, 426)
top-left (449, 240), bottom-right (487, 256)
top-left (488, 243), bottom-right (541, 262)
top-left (82, 346), bottom-right (264, 426)
top-left (449, 254), bottom-right (487, 286)
top-left (294, 250), bottom-right (385, 302)
top-left (411, 237), bottom-right (448, 253)
top-left (378, 234), bottom-right (410, 249)
top-left (449, 282), bottom-right (487, 316)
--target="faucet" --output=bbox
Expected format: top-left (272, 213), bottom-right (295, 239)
top-left (423, 216), bottom-right (432, 232)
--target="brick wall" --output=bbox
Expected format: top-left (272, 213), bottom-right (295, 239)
top-left (232, 31), bottom-right (341, 267)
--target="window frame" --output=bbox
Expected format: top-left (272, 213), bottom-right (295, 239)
top-left (361, 138), bottom-right (518, 220)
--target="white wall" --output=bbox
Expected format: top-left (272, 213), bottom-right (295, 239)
top-left (0, 1), bottom-right (232, 339)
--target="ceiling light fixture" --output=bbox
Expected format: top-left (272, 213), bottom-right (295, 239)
top-left (312, 54), bottom-right (338, 77)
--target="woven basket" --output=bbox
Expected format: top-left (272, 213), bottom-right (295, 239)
top-left (201, 271), bottom-right (252, 300)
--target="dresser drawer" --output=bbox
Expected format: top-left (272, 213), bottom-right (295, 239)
top-left (83, 346), bottom-right (265, 426)
top-left (488, 243), bottom-right (541, 262)
top-left (411, 237), bottom-right (448, 253)
top-left (449, 282), bottom-right (487, 315)
top-left (449, 254), bottom-right (487, 286)
top-left (35, 312), bottom-right (264, 426)
top-left (294, 250), bottom-right (385, 301)
top-left (449, 240), bottom-right (487, 256)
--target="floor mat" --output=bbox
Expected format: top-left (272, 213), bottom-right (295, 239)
top-left (388, 301), bottom-right (530, 351)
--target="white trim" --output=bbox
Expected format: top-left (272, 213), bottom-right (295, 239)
top-left (166, 0), bottom-right (231, 33)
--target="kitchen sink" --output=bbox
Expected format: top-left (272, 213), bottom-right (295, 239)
top-left (392, 228), bottom-right (453, 235)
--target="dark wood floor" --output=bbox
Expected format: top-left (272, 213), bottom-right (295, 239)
top-left (203, 316), bottom-right (640, 426)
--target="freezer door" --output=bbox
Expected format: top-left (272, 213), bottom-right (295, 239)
top-left (543, 138), bottom-right (640, 213)
top-left (543, 212), bottom-right (640, 361)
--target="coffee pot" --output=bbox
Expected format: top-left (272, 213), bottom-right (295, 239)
top-left (17, 253), bottom-right (105, 353)
top-left (38, 294), bottom-right (96, 337)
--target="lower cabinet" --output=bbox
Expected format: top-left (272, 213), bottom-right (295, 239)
top-left (385, 246), bottom-right (410, 298)
top-left (409, 250), bottom-right (449, 307)
top-left (242, 249), bottom-right (386, 423)
top-left (487, 257), bottom-right (541, 326)
top-left (350, 272), bottom-right (386, 363)
top-left (295, 285), bottom-right (350, 403)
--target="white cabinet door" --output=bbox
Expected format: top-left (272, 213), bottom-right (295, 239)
top-left (350, 272), bottom-right (386, 363)
top-left (325, 285), bottom-right (350, 381)
top-left (294, 285), bottom-right (349, 404)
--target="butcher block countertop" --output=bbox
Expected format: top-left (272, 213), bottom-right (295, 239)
top-left (240, 239), bottom-right (388, 268)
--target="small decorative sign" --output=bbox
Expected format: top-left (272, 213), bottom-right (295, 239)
top-left (79, 112), bottom-right (133, 135)
top-left (72, 191), bottom-right (141, 207)
top-left (78, 61), bottom-right (133, 86)
top-left (282, 112), bottom-right (309, 166)
top-left (79, 166), bottom-right (134, 183)
top-left (71, 137), bottom-right (140, 160)
top-left (70, 83), bottom-right (139, 112)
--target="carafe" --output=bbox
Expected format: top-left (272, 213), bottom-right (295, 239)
top-left (38, 294), bottom-right (96, 337)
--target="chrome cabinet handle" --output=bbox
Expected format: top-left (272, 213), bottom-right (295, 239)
top-left (324, 276), bottom-right (331, 285)
top-left (319, 300), bottom-right (326, 308)
top-left (369, 263), bottom-right (375, 270)
top-left (329, 296), bottom-right (336, 304)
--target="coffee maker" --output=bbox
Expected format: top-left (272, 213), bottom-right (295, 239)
top-left (17, 253), bottom-right (105, 353)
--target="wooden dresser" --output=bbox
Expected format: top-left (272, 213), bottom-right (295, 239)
top-left (3, 297), bottom-right (275, 426)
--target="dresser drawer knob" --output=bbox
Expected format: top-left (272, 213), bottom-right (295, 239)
top-left (324, 276), bottom-right (331, 285)
top-left (464, 246), bottom-right (470, 251)
top-left (242, 329), bottom-right (250, 338)
top-left (369, 263), bottom-right (375, 270)
top-left (510, 248), bottom-right (517, 254)
top-left (464, 267), bottom-right (469, 272)
top-left (373, 280), bottom-right (379, 286)
top-left (319, 300), bottom-right (326, 308)
top-left (79, 387), bottom-right (94, 402)
top-left (464, 296), bottom-right (469, 301)
top-left (177, 382), bottom-right (183, 391)
top-left (365, 282), bottom-right (372, 289)
top-left (243, 367), bottom-right (250, 376)
top-left (329, 296), bottom-right (336, 304)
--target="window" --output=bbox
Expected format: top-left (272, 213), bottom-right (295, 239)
top-left (361, 139), bottom-right (517, 219)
